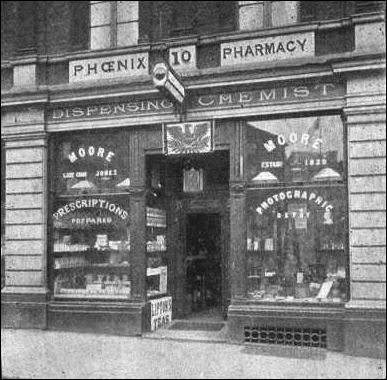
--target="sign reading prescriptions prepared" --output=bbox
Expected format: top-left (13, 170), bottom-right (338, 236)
top-left (221, 32), bottom-right (315, 66)
top-left (69, 52), bottom-right (149, 82)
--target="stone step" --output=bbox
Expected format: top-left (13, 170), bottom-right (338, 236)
top-left (168, 320), bottom-right (225, 331)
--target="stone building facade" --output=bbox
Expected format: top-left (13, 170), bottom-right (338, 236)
top-left (1, 1), bottom-right (386, 358)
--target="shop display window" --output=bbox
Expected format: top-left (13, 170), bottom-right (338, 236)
top-left (51, 131), bottom-right (132, 299)
top-left (246, 116), bottom-right (348, 303)
top-left (246, 116), bottom-right (344, 184)
top-left (146, 156), bottom-right (168, 299)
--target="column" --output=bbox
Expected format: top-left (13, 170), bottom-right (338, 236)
top-left (344, 70), bottom-right (386, 357)
top-left (128, 130), bottom-right (147, 301)
top-left (229, 120), bottom-right (247, 299)
top-left (1, 112), bottom-right (49, 328)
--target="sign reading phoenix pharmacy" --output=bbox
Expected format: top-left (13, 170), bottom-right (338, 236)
top-left (69, 52), bottom-right (149, 82)
top-left (221, 32), bottom-right (315, 66)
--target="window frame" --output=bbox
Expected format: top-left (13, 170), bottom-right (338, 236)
top-left (49, 129), bottom-right (133, 301)
top-left (89, 1), bottom-right (139, 50)
top-left (244, 111), bottom-right (350, 304)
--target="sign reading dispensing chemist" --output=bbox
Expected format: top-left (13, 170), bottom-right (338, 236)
top-left (221, 31), bottom-right (315, 66)
top-left (69, 52), bottom-right (149, 82)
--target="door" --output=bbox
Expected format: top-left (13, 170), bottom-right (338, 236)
top-left (185, 213), bottom-right (222, 313)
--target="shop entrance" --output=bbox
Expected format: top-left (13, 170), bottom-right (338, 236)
top-left (185, 213), bottom-right (222, 316)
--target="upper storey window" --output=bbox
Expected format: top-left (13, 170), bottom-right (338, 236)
top-left (141, 1), bottom-right (238, 42)
top-left (90, 1), bottom-right (139, 50)
top-left (239, 1), bottom-right (300, 30)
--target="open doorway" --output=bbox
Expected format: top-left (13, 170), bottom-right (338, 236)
top-left (185, 214), bottom-right (222, 317)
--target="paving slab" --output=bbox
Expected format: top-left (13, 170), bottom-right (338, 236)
top-left (1, 329), bottom-right (386, 379)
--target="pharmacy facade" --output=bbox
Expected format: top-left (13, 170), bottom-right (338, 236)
top-left (1, 1), bottom-right (386, 358)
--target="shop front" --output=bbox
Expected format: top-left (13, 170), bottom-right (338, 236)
top-left (2, 33), bottom-right (385, 357)
top-left (35, 72), bottom-right (352, 342)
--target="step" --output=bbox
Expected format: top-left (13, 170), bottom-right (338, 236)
top-left (142, 320), bottom-right (228, 343)
top-left (168, 320), bottom-right (225, 331)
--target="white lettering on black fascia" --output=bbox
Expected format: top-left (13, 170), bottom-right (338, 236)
top-left (52, 99), bottom-right (174, 120)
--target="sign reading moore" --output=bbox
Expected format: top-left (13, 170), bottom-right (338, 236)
top-left (69, 52), bottom-right (149, 82)
top-left (221, 32), bottom-right (315, 66)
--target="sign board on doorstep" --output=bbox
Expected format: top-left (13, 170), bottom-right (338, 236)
top-left (150, 296), bottom-right (172, 331)
top-left (221, 32), bottom-right (315, 66)
top-left (69, 52), bottom-right (149, 82)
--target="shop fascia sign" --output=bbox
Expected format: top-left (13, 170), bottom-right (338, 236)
top-left (69, 52), bottom-right (149, 83)
top-left (221, 31), bottom-right (315, 66)
top-left (152, 62), bottom-right (186, 104)
top-left (49, 81), bottom-right (344, 121)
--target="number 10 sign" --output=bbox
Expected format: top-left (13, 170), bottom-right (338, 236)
top-left (169, 45), bottom-right (197, 72)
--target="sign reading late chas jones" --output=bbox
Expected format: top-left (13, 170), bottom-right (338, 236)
top-left (49, 81), bottom-right (344, 121)
top-left (221, 32), bottom-right (315, 66)
top-left (69, 52), bottom-right (149, 82)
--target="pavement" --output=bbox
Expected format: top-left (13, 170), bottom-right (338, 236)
top-left (1, 328), bottom-right (386, 379)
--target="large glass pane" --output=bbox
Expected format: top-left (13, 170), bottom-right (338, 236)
top-left (271, 1), bottom-right (299, 27)
top-left (117, 22), bottom-right (138, 47)
top-left (246, 116), bottom-right (344, 184)
top-left (52, 131), bottom-right (132, 300)
top-left (146, 156), bottom-right (168, 299)
top-left (239, 2), bottom-right (265, 30)
top-left (246, 185), bottom-right (348, 303)
top-left (117, 1), bottom-right (138, 23)
top-left (91, 26), bottom-right (111, 50)
top-left (90, 1), bottom-right (111, 26)
top-left (53, 195), bottom-right (131, 299)
top-left (55, 131), bottom-right (130, 195)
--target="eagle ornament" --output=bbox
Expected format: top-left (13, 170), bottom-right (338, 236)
top-left (165, 121), bottom-right (213, 155)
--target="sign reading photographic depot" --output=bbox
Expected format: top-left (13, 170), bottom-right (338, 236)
top-left (221, 31), bottom-right (315, 66)
top-left (163, 121), bottom-right (214, 155)
top-left (69, 52), bottom-right (149, 83)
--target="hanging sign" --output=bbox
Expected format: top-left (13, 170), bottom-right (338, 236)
top-left (163, 121), bottom-right (214, 155)
top-left (153, 62), bottom-right (186, 104)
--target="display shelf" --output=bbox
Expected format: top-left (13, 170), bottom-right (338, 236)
top-left (54, 264), bottom-right (130, 271)
top-left (53, 249), bottom-right (130, 254)
top-left (54, 294), bottom-right (130, 300)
